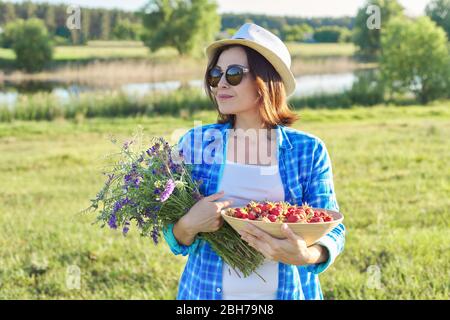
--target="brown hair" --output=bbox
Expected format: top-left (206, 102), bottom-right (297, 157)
top-left (204, 44), bottom-right (299, 129)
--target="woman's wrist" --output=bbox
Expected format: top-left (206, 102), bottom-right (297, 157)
top-left (173, 216), bottom-right (198, 246)
top-left (306, 244), bottom-right (329, 265)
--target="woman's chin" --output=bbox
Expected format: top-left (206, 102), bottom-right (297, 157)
top-left (218, 106), bottom-right (238, 115)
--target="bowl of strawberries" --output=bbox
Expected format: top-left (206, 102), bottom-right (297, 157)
top-left (221, 201), bottom-right (344, 246)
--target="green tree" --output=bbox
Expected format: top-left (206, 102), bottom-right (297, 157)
top-left (353, 0), bottom-right (404, 59)
top-left (15, 0), bottom-right (37, 19)
top-left (81, 9), bottom-right (91, 44)
top-left (1, 19), bottom-right (20, 48)
top-left (141, 0), bottom-right (220, 57)
top-left (100, 10), bottom-right (111, 40)
top-left (113, 19), bottom-right (143, 40)
top-left (6, 19), bottom-right (53, 72)
top-left (426, 0), bottom-right (450, 40)
top-left (44, 5), bottom-right (56, 34)
top-left (89, 9), bottom-right (102, 40)
top-left (380, 16), bottom-right (450, 104)
top-left (281, 24), bottom-right (313, 42)
top-left (0, 2), bottom-right (16, 26)
top-left (338, 28), bottom-right (352, 43)
top-left (225, 28), bottom-right (237, 37)
top-left (54, 4), bottom-right (71, 42)
top-left (314, 26), bottom-right (349, 43)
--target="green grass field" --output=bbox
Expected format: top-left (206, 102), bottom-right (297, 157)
top-left (0, 104), bottom-right (449, 299)
top-left (0, 43), bottom-right (174, 62)
top-left (287, 42), bottom-right (356, 58)
top-left (0, 41), bottom-right (355, 62)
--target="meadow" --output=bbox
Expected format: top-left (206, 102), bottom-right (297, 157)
top-left (0, 103), bottom-right (449, 299)
top-left (0, 41), bottom-right (356, 62)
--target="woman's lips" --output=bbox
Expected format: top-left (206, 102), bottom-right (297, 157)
top-left (217, 94), bottom-right (234, 100)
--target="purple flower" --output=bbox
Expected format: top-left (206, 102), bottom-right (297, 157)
top-left (124, 169), bottom-right (141, 188)
top-left (144, 207), bottom-right (158, 222)
top-left (112, 201), bottom-right (122, 214)
top-left (168, 158), bottom-right (181, 173)
top-left (108, 214), bottom-right (117, 229)
top-left (159, 179), bottom-right (175, 202)
top-left (122, 221), bottom-right (130, 236)
top-left (122, 197), bottom-right (133, 206)
top-left (123, 140), bottom-right (133, 150)
top-left (112, 197), bottom-right (133, 215)
top-left (146, 146), bottom-right (155, 157)
top-left (137, 217), bottom-right (144, 229)
top-left (151, 226), bottom-right (159, 245)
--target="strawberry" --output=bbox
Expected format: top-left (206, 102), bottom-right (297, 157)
top-left (253, 207), bottom-right (262, 214)
top-left (309, 217), bottom-right (324, 223)
top-left (227, 201), bottom-right (334, 223)
top-left (287, 214), bottom-right (300, 223)
top-left (270, 207), bottom-right (282, 216)
top-left (248, 212), bottom-right (257, 220)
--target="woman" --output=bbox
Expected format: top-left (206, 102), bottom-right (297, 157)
top-left (163, 23), bottom-right (345, 300)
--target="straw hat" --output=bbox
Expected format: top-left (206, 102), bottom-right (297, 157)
top-left (205, 23), bottom-right (297, 97)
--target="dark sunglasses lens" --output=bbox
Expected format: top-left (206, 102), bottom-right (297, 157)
top-left (208, 68), bottom-right (222, 87)
top-left (226, 66), bottom-right (244, 85)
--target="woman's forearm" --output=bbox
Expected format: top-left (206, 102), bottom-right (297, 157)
top-left (173, 216), bottom-right (198, 246)
top-left (307, 244), bottom-right (329, 265)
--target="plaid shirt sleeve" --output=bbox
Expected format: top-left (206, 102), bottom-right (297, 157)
top-left (162, 129), bottom-right (202, 256)
top-left (303, 139), bottom-right (346, 274)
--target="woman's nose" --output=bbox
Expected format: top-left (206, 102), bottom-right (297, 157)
top-left (217, 73), bottom-right (229, 88)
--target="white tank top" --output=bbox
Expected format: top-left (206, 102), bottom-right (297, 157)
top-left (218, 159), bottom-right (285, 300)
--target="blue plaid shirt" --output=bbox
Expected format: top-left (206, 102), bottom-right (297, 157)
top-left (163, 121), bottom-right (346, 300)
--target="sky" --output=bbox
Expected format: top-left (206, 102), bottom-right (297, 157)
top-left (8, 0), bottom-right (432, 17)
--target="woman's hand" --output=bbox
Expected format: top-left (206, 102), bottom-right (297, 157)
top-left (181, 190), bottom-right (234, 235)
top-left (238, 223), bottom-right (329, 266)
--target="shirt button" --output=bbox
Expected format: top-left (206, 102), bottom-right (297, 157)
top-left (216, 287), bottom-right (221, 293)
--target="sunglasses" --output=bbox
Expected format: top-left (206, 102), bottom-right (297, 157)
top-left (207, 64), bottom-right (250, 87)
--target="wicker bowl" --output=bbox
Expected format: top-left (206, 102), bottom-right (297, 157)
top-left (221, 208), bottom-right (344, 247)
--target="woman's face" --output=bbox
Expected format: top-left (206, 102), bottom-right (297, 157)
top-left (211, 46), bottom-right (259, 116)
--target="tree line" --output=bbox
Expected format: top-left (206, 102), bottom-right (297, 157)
top-left (0, 0), bottom-right (357, 44)
top-left (0, 0), bottom-right (141, 43)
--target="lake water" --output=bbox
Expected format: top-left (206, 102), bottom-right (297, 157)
top-left (0, 72), bottom-right (358, 107)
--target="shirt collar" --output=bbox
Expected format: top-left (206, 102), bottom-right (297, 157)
top-left (222, 121), bottom-right (293, 150)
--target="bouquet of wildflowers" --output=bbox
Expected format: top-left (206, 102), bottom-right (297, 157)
top-left (82, 129), bottom-right (265, 278)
